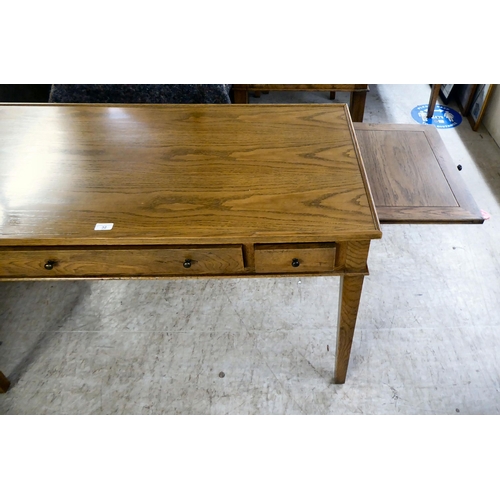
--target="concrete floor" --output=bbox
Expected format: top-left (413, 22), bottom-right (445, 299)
top-left (1, 84), bottom-right (500, 414)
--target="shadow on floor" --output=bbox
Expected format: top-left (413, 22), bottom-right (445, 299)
top-left (0, 281), bottom-right (90, 388)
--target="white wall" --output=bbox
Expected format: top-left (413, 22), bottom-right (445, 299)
top-left (483, 85), bottom-right (500, 147)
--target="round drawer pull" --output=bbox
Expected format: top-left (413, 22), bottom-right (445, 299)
top-left (44, 260), bottom-right (56, 270)
top-left (291, 258), bottom-right (300, 268)
top-left (183, 259), bottom-right (192, 269)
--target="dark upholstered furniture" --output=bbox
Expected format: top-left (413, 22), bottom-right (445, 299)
top-left (49, 84), bottom-right (232, 104)
top-left (0, 84), bottom-right (51, 102)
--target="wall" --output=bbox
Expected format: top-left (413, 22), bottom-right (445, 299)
top-left (483, 85), bottom-right (500, 147)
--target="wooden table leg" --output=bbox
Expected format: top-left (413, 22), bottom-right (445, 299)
top-left (334, 275), bottom-right (365, 384)
top-left (330, 91), bottom-right (336, 100)
top-left (0, 370), bottom-right (10, 393)
top-left (232, 88), bottom-right (248, 104)
top-left (427, 84), bottom-right (441, 118)
top-left (349, 91), bottom-right (367, 122)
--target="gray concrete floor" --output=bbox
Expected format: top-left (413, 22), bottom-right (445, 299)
top-left (1, 84), bottom-right (500, 414)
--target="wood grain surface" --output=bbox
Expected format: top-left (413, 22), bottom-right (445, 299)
top-left (254, 243), bottom-right (336, 273)
top-left (0, 245), bottom-right (245, 278)
top-left (335, 240), bottom-right (371, 274)
top-left (357, 129), bottom-right (457, 207)
top-left (334, 274), bottom-right (365, 384)
top-left (354, 123), bottom-right (483, 223)
top-left (0, 104), bottom-right (382, 246)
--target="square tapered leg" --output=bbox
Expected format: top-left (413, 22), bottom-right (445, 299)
top-left (0, 371), bottom-right (10, 393)
top-left (334, 275), bottom-right (365, 384)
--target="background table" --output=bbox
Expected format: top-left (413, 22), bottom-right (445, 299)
top-left (232, 84), bottom-right (369, 121)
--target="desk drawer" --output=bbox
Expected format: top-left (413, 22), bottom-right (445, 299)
top-left (254, 244), bottom-right (336, 274)
top-left (0, 246), bottom-right (245, 278)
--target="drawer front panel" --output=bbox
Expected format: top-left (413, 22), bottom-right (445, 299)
top-left (0, 246), bottom-right (245, 278)
top-left (254, 244), bottom-right (336, 274)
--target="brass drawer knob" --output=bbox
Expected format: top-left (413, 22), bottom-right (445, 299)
top-left (44, 260), bottom-right (56, 270)
top-left (183, 259), bottom-right (192, 269)
top-left (291, 258), bottom-right (300, 268)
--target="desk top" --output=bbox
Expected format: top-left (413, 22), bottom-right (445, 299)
top-left (0, 104), bottom-right (381, 246)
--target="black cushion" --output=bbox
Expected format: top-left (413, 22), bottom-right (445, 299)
top-left (49, 84), bottom-right (232, 104)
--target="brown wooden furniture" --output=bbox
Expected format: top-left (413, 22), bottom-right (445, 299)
top-left (232, 84), bottom-right (369, 122)
top-left (427, 84), bottom-right (441, 118)
top-left (0, 103), bottom-right (382, 391)
top-left (0, 370), bottom-right (9, 393)
top-left (354, 123), bottom-right (484, 223)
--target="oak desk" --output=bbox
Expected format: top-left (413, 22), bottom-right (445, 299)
top-left (0, 104), bottom-right (382, 392)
